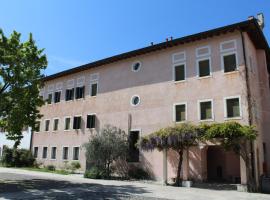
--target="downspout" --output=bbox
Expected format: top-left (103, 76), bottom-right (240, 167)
top-left (240, 30), bottom-right (256, 189)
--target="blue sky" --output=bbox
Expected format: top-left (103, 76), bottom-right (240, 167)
top-left (1, 0), bottom-right (269, 75)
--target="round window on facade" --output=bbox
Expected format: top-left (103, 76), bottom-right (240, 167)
top-left (132, 61), bottom-right (141, 72)
top-left (131, 95), bottom-right (140, 106)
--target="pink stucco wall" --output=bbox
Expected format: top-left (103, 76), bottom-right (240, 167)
top-left (32, 30), bottom-right (269, 182)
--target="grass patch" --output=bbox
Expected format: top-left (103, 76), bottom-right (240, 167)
top-left (21, 167), bottom-right (70, 175)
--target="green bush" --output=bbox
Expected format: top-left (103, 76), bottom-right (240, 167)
top-left (45, 165), bottom-right (56, 171)
top-left (128, 167), bottom-right (150, 180)
top-left (1, 147), bottom-right (35, 167)
top-left (70, 161), bottom-right (81, 172)
top-left (84, 167), bottom-right (106, 179)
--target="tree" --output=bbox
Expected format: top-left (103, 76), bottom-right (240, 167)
top-left (139, 123), bottom-right (199, 186)
top-left (0, 30), bottom-right (47, 148)
top-left (201, 121), bottom-right (257, 191)
top-left (84, 125), bottom-right (128, 178)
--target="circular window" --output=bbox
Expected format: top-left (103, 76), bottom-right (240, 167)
top-left (131, 95), bottom-right (140, 106)
top-left (132, 61), bottom-right (141, 72)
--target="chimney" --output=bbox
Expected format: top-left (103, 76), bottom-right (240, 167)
top-left (257, 13), bottom-right (265, 30)
top-left (170, 36), bottom-right (173, 41)
top-left (150, 42), bottom-right (154, 46)
top-left (166, 38), bottom-right (169, 42)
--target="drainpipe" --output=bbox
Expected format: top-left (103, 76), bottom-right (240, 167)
top-left (240, 30), bottom-right (256, 190)
top-left (29, 127), bottom-right (33, 151)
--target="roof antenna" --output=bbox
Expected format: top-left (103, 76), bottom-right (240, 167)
top-left (257, 13), bottom-right (265, 30)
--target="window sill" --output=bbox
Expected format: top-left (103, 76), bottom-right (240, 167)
top-left (64, 129), bottom-right (71, 132)
top-left (197, 75), bottom-right (212, 80)
top-left (199, 119), bottom-right (214, 122)
top-left (174, 80), bottom-right (186, 84)
top-left (175, 120), bottom-right (187, 124)
top-left (50, 159), bottom-right (57, 161)
top-left (223, 70), bottom-right (239, 75)
top-left (224, 116), bottom-right (242, 120)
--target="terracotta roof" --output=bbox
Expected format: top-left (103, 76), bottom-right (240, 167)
top-left (43, 18), bottom-right (270, 82)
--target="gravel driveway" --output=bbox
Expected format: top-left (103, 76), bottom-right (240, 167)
top-left (0, 167), bottom-right (269, 200)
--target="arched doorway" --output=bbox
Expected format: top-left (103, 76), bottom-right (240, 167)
top-left (207, 146), bottom-right (241, 183)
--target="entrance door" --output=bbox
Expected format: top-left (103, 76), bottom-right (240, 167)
top-left (207, 146), bottom-right (240, 183)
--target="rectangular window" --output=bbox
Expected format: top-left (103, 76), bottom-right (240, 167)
top-left (174, 64), bottom-right (185, 81)
top-left (65, 88), bottom-right (74, 101)
top-left (54, 91), bottom-right (61, 103)
top-left (63, 147), bottom-right (69, 160)
top-left (73, 116), bottom-right (81, 129)
top-left (175, 104), bottom-right (186, 122)
top-left (226, 97), bottom-right (240, 118)
top-left (199, 100), bottom-right (213, 120)
top-left (90, 83), bottom-right (98, 97)
top-left (127, 131), bottom-right (140, 162)
top-left (35, 121), bottom-right (41, 132)
top-left (53, 119), bottom-right (59, 131)
top-left (198, 59), bottom-right (210, 77)
top-left (42, 147), bottom-right (48, 159)
top-left (75, 86), bottom-right (85, 99)
top-left (73, 147), bottom-right (79, 160)
top-left (47, 93), bottom-right (53, 104)
top-left (51, 147), bottom-right (57, 159)
top-left (64, 117), bottom-right (71, 130)
top-left (223, 53), bottom-right (237, 72)
top-left (45, 120), bottom-right (50, 132)
top-left (33, 147), bottom-right (38, 158)
top-left (86, 115), bottom-right (96, 129)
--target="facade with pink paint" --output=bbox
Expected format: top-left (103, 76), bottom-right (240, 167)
top-left (32, 17), bottom-right (270, 186)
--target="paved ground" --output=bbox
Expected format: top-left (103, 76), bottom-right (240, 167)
top-left (0, 168), bottom-right (269, 200)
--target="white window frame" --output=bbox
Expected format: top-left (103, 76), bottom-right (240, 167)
top-left (44, 119), bottom-right (50, 132)
top-left (33, 146), bottom-right (39, 159)
top-left (72, 146), bottom-right (80, 161)
top-left (220, 39), bottom-right (237, 53)
top-left (196, 45), bottom-right (211, 58)
top-left (172, 51), bottom-right (186, 64)
top-left (223, 95), bottom-right (242, 119)
top-left (131, 61), bottom-right (142, 72)
top-left (173, 62), bottom-right (186, 83)
top-left (35, 120), bottom-right (41, 133)
top-left (130, 95), bottom-right (140, 107)
top-left (90, 81), bottom-right (98, 97)
top-left (47, 92), bottom-right (53, 105)
top-left (54, 90), bottom-right (62, 104)
top-left (73, 115), bottom-right (82, 130)
top-left (221, 51), bottom-right (239, 73)
top-left (50, 146), bottom-right (57, 160)
top-left (173, 102), bottom-right (187, 123)
top-left (52, 118), bottom-right (60, 132)
top-left (62, 146), bottom-right (69, 160)
top-left (86, 113), bottom-right (96, 129)
top-left (64, 116), bottom-right (72, 131)
top-left (196, 57), bottom-right (212, 78)
top-left (197, 99), bottom-right (214, 121)
top-left (42, 146), bottom-right (48, 159)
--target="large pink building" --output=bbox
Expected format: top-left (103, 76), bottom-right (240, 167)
top-left (32, 15), bottom-right (270, 187)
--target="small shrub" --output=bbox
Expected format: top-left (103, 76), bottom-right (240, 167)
top-left (84, 167), bottom-right (106, 179)
top-left (70, 161), bottom-right (81, 172)
top-left (45, 165), bottom-right (56, 171)
top-left (128, 167), bottom-right (150, 180)
top-left (1, 147), bottom-right (35, 167)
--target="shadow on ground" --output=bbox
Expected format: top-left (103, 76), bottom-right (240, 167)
top-left (192, 182), bottom-right (237, 191)
top-left (0, 176), bottom-right (152, 200)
